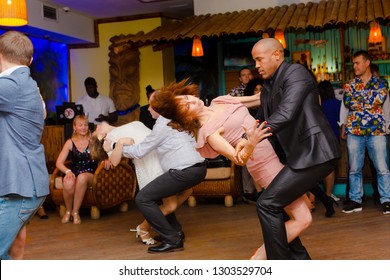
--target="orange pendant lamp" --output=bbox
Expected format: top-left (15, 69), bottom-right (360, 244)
top-left (274, 29), bottom-right (286, 48)
top-left (368, 22), bottom-right (383, 44)
top-left (192, 35), bottom-right (204, 57)
top-left (0, 0), bottom-right (28, 26)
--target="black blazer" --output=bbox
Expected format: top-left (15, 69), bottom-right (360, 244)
top-left (259, 61), bottom-right (341, 169)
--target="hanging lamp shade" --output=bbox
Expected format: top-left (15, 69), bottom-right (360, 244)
top-left (192, 35), bottom-right (204, 57)
top-left (274, 29), bottom-right (286, 49)
top-left (0, 0), bottom-right (28, 27)
top-left (368, 22), bottom-right (383, 44)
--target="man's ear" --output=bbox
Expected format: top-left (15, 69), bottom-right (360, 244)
top-left (29, 57), bottom-right (33, 66)
top-left (273, 50), bottom-right (282, 61)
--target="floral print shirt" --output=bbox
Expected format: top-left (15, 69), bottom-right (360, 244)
top-left (228, 83), bottom-right (246, 96)
top-left (343, 75), bottom-right (388, 136)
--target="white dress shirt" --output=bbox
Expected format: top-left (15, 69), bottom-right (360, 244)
top-left (122, 116), bottom-right (204, 172)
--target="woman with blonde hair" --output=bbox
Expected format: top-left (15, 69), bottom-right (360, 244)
top-left (55, 115), bottom-right (99, 224)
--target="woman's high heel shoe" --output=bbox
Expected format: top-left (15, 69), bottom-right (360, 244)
top-left (37, 206), bottom-right (48, 219)
top-left (61, 211), bottom-right (71, 224)
top-left (72, 212), bottom-right (82, 224)
top-left (325, 196), bottom-right (339, 218)
top-left (130, 225), bottom-right (155, 245)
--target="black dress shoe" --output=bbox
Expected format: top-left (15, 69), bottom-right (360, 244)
top-left (154, 231), bottom-right (185, 243)
top-left (148, 239), bottom-right (184, 253)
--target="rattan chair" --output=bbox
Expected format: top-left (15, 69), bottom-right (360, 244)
top-left (49, 159), bottom-right (137, 219)
top-left (187, 161), bottom-right (243, 207)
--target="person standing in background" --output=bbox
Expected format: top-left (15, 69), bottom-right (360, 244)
top-left (0, 31), bottom-right (49, 259)
top-left (318, 80), bottom-right (342, 202)
top-left (339, 63), bottom-right (388, 205)
top-left (229, 67), bottom-right (256, 203)
top-left (241, 77), bottom-right (264, 203)
top-left (228, 67), bottom-right (254, 96)
top-left (76, 77), bottom-right (118, 125)
top-left (139, 85), bottom-right (156, 129)
top-left (342, 51), bottom-right (390, 215)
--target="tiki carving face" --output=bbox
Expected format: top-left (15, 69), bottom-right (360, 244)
top-left (109, 35), bottom-right (140, 124)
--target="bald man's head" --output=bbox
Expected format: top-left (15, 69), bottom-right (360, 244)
top-left (252, 38), bottom-right (284, 79)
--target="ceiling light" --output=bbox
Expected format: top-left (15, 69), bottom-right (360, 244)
top-left (0, 0), bottom-right (28, 27)
top-left (368, 22), bottom-right (383, 44)
top-left (192, 35), bottom-right (204, 57)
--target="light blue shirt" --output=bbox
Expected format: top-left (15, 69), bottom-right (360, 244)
top-left (122, 116), bottom-right (204, 172)
top-left (0, 67), bottom-right (49, 197)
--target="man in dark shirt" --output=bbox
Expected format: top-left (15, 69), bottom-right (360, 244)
top-left (139, 85), bottom-right (156, 129)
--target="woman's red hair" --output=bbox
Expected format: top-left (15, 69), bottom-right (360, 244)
top-left (151, 79), bottom-right (201, 136)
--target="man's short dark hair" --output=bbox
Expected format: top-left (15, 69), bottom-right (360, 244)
top-left (353, 50), bottom-right (371, 62)
top-left (84, 77), bottom-right (97, 87)
top-left (238, 67), bottom-right (251, 76)
top-left (146, 85), bottom-right (155, 94)
top-left (370, 64), bottom-right (379, 75)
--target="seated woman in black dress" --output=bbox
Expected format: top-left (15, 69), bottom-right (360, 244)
top-left (55, 115), bottom-right (102, 224)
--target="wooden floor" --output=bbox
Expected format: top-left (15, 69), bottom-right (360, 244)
top-left (23, 197), bottom-right (390, 260)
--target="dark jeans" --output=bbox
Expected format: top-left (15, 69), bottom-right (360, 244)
top-left (257, 159), bottom-right (337, 259)
top-left (135, 163), bottom-right (206, 243)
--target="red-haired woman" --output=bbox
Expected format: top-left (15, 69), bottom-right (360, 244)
top-left (150, 80), bottom-right (312, 260)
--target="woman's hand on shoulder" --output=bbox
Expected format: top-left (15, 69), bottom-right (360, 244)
top-left (118, 137), bottom-right (135, 146)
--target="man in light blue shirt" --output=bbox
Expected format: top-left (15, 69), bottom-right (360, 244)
top-left (108, 100), bottom-right (206, 253)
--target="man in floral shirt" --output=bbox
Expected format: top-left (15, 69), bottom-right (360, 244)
top-left (342, 50), bottom-right (390, 215)
top-left (228, 67), bottom-right (253, 96)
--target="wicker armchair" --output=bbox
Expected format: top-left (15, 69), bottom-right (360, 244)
top-left (187, 158), bottom-right (243, 207)
top-left (49, 159), bottom-right (137, 219)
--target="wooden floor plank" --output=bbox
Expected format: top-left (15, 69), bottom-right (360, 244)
top-left (23, 197), bottom-right (390, 260)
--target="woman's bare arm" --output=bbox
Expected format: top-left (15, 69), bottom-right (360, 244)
top-left (206, 122), bottom-right (271, 166)
top-left (234, 93), bottom-right (261, 108)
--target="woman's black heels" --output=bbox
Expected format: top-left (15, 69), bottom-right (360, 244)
top-left (37, 206), bottom-right (48, 219)
top-left (325, 196), bottom-right (339, 218)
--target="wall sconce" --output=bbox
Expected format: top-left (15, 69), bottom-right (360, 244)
top-left (0, 0), bottom-right (28, 27)
top-left (368, 22), bottom-right (383, 44)
top-left (192, 35), bottom-right (204, 57)
top-left (274, 29), bottom-right (286, 49)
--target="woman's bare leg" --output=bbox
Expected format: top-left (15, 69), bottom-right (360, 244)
top-left (62, 177), bottom-right (76, 213)
top-left (250, 194), bottom-right (312, 260)
top-left (324, 171), bottom-right (336, 196)
top-left (71, 172), bottom-right (93, 224)
top-left (72, 173), bottom-right (93, 214)
top-left (9, 226), bottom-right (27, 260)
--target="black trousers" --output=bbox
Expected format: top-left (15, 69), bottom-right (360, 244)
top-left (256, 159), bottom-right (337, 260)
top-left (135, 163), bottom-right (206, 243)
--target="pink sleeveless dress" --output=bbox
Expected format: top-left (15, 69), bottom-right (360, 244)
top-left (196, 95), bottom-right (284, 188)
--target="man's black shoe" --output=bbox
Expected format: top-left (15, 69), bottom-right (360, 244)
top-left (148, 239), bottom-right (183, 253)
top-left (154, 231), bottom-right (185, 243)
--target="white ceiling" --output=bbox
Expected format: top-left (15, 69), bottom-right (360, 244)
top-left (46, 0), bottom-right (194, 19)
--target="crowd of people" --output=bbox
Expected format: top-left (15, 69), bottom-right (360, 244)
top-left (1, 29), bottom-right (389, 260)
